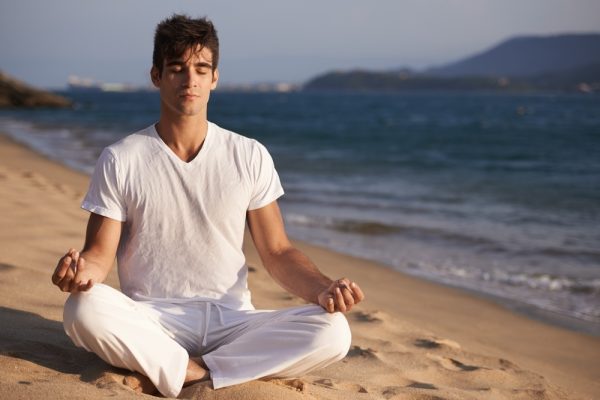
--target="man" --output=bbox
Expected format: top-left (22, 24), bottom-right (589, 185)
top-left (51, 14), bottom-right (364, 398)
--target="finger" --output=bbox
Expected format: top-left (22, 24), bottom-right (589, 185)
top-left (337, 282), bottom-right (351, 293)
top-left (58, 268), bottom-right (75, 292)
top-left (335, 287), bottom-right (346, 313)
top-left (337, 277), bottom-right (350, 286)
top-left (53, 248), bottom-right (76, 279)
top-left (319, 291), bottom-right (335, 313)
top-left (328, 278), bottom-right (347, 295)
top-left (57, 254), bottom-right (76, 290)
top-left (80, 279), bottom-right (94, 292)
top-left (68, 255), bottom-right (84, 293)
top-left (337, 278), bottom-right (354, 294)
top-left (341, 286), bottom-right (355, 310)
top-left (350, 282), bottom-right (365, 302)
top-left (52, 255), bottom-right (72, 284)
top-left (71, 251), bottom-right (80, 273)
top-left (77, 255), bottom-right (85, 271)
top-left (65, 248), bottom-right (77, 264)
top-left (327, 279), bottom-right (339, 293)
top-left (327, 296), bottom-right (335, 313)
top-left (67, 261), bottom-right (78, 293)
top-left (77, 258), bottom-right (91, 291)
top-left (77, 279), bottom-right (91, 292)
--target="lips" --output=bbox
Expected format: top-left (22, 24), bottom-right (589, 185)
top-left (179, 95), bottom-right (199, 103)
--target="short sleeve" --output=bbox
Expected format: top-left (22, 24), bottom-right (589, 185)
top-left (248, 142), bottom-right (285, 210)
top-left (81, 148), bottom-right (127, 221)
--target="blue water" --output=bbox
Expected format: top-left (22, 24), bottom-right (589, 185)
top-left (1, 90), bottom-right (599, 334)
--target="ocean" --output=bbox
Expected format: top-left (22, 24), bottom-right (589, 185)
top-left (1, 90), bottom-right (599, 335)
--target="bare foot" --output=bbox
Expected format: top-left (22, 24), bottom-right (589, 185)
top-left (123, 372), bottom-right (159, 394)
top-left (185, 357), bottom-right (210, 387)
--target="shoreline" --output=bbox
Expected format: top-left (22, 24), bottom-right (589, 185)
top-left (1, 132), bottom-right (599, 399)
top-left (2, 127), bottom-right (598, 337)
top-left (281, 231), bottom-right (600, 337)
top-left (0, 132), bottom-right (600, 338)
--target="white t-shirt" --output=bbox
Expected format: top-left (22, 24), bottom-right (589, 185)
top-left (81, 122), bottom-right (284, 310)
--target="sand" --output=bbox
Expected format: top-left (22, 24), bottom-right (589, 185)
top-left (0, 132), bottom-right (599, 400)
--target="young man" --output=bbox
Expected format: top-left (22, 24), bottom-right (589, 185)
top-left (51, 14), bottom-right (364, 398)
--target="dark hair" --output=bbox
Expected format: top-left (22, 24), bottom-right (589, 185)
top-left (153, 14), bottom-right (219, 75)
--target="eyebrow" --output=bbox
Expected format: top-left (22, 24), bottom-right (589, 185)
top-left (166, 60), bottom-right (213, 69)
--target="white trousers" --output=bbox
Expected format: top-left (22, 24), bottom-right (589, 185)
top-left (63, 284), bottom-right (351, 398)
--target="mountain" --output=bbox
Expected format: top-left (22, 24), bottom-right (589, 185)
top-left (303, 70), bottom-right (521, 91)
top-left (0, 71), bottom-right (71, 108)
top-left (303, 33), bottom-right (600, 92)
top-left (425, 33), bottom-right (600, 77)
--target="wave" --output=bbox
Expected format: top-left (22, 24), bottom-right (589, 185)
top-left (477, 270), bottom-right (600, 296)
top-left (282, 193), bottom-right (471, 220)
top-left (285, 213), bottom-right (503, 248)
top-left (396, 260), bottom-right (600, 324)
top-left (0, 117), bottom-right (100, 174)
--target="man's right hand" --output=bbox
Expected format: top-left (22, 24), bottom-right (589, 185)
top-left (51, 248), bottom-right (95, 293)
top-left (51, 213), bottom-right (122, 293)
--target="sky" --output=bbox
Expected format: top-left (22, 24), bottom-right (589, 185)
top-left (1, 0), bottom-right (599, 89)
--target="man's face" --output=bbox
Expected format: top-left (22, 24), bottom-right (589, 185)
top-left (151, 46), bottom-right (219, 118)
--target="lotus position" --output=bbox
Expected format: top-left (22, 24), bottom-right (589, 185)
top-left (51, 14), bottom-right (364, 398)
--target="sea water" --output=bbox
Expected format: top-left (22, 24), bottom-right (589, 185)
top-left (1, 90), bottom-right (598, 334)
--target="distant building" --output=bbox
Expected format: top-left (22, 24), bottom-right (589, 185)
top-left (67, 75), bottom-right (155, 92)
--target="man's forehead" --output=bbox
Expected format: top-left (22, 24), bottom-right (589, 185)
top-left (166, 45), bottom-right (213, 65)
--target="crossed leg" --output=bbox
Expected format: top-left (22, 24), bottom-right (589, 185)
top-left (63, 284), bottom-right (189, 397)
top-left (63, 284), bottom-right (351, 397)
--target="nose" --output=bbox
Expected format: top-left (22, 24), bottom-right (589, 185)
top-left (181, 67), bottom-right (198, 88)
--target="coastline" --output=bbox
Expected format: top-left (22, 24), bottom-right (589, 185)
top-left (1, 132), bottom-right (599, 399)
top-left (3, 89), bottom-right (599, 332)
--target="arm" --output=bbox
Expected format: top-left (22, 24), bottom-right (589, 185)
top-left (246, 201), bottom-right (364, 313)
top-left (51, 212), bottom-right (123, 293)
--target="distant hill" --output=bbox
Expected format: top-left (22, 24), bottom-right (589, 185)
top-left (303, 33), bottom-right (600, 92)
top-left (303, 70), bottom-right (525, 91)
top-left (0, 71), bottom-right (71, 108)
top-left (426, 33), bottom-right (600, 77)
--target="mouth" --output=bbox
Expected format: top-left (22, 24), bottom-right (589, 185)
top-left (179, 93), bottom-right (199, 99)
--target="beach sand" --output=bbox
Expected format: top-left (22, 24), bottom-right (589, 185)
top-left (1, 133), bottom-right (599, 400)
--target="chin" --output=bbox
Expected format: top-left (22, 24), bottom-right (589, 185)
top-left (180, 110), bottom-right (203, 117)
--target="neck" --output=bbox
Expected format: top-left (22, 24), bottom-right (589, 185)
top-left (155, 113), bottom-right (209, 163)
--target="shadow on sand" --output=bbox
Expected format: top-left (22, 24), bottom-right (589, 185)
top-left (0, 306), bottom-right (117, 383)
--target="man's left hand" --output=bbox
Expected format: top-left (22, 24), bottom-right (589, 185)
top-left (318, 278), bottom-right (365, 313)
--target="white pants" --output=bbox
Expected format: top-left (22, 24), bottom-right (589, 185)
top-left (63, 284), bottom-right (351, 398)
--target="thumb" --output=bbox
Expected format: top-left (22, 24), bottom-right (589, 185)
top-left (73, 256), bottom-right (85, 277)
top-left (319, 291), bottom-right (335, 313)
top-left (72, 256), bottom-right (85, 281)
top-left (327, 296), bottom-right (334, 313)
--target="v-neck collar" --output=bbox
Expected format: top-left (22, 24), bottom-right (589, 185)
top-left (150, 122), bottom-right (214, 168)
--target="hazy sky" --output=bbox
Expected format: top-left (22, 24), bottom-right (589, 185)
top-left (1, 0), bottom-right (599, 88)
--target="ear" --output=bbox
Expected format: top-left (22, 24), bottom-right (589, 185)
top-left (211, 68), bottom-right (219, 90)
top-left (150, 66), bottom-right (161, 87)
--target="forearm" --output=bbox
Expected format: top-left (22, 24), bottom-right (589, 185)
top-left (261, 246), bottom-right (333, 304)
top-left (246, 202), bottom-right (364, 312)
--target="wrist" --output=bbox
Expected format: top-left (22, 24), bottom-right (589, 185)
top-left (80, 257), bottom-right (109, 283)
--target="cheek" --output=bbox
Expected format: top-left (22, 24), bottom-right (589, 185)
top-left (160, 78), bottom-right (180, 92)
